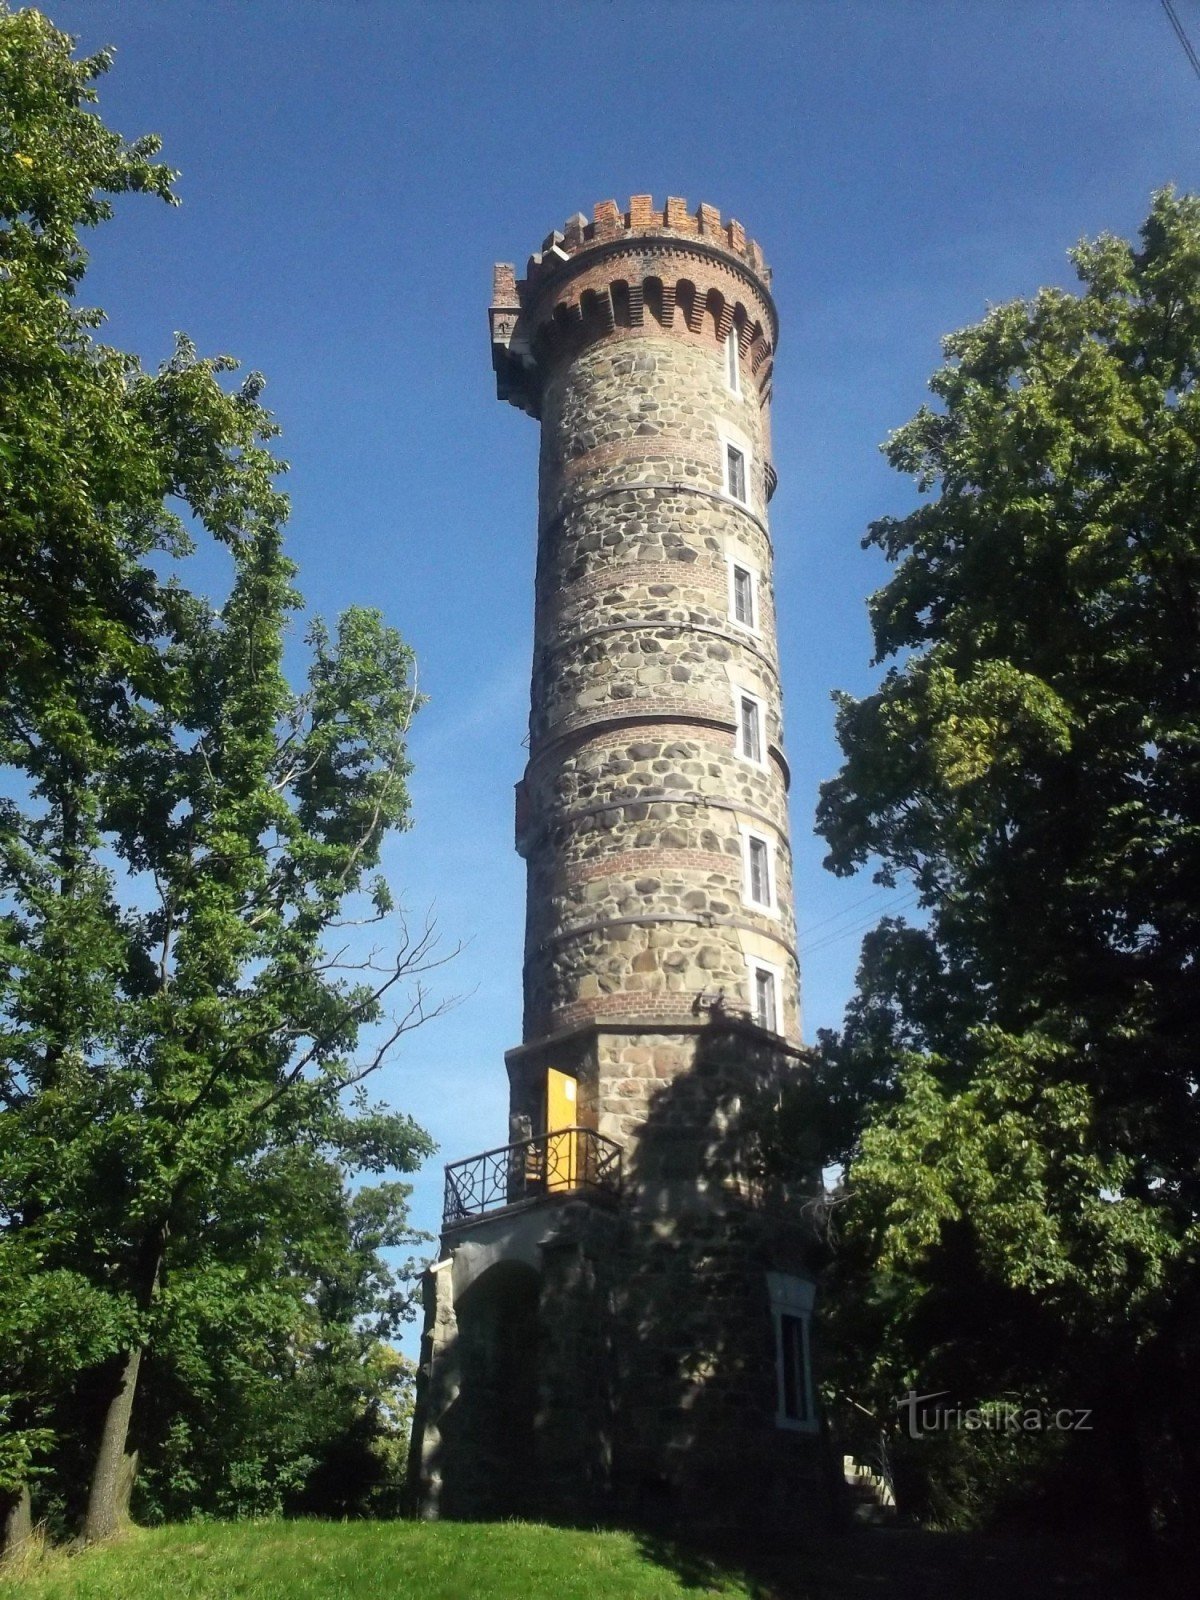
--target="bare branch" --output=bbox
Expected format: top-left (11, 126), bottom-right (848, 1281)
top-left (173, 912), bottom-right (460, 1132)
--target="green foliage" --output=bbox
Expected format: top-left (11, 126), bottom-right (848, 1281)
top-left (133, 1145), bottom-right (427, 1523)
top-left (0, 5), bottom-right (438, 1531)
top-left (811, 191), bottom-right (1200, 1545)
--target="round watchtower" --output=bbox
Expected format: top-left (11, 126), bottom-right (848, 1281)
top-left (409, 200), bottom-right (823, 1535)
top-left (495, 196), bottom-right (799, 1151)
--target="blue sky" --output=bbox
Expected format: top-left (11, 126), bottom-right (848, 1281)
top-left (47, 0), bottom-right (1200, 1273)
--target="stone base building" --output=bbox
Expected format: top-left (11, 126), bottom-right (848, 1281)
top-left (408, 198), bottom-right (829, 1535)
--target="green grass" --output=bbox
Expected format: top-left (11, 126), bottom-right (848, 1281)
top-left (1, 1519), bottom-right (759, 1600)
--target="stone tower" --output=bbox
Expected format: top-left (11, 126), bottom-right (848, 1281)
top-left (410, 197), bottom-right (824, 1535)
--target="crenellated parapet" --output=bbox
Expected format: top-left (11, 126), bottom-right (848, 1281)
top-left (491, 196), bottom-right (777, 420)
top-left (521, 196), bottom-right (770, 285)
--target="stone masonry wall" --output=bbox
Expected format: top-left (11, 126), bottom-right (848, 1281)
top-left (518, 308), bottom-right (800, 1060)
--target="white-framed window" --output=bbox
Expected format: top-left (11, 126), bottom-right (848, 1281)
top-left (715, 421), bottom-right (754, 510)
top-left (733, 685), bottom-right (767, 768)
top-left (740, 826), bottom-right (777, 915)
top-left (767, 1273), bottom-right (817, 1432)
top-left (725, 323), bottom-right (741, 396)
top-left (746, 956), bottom-right (781, 1033)
top-left (727, 554), bottom-right (759, 634)
top-left (725, 442), bottom-right (748, 504)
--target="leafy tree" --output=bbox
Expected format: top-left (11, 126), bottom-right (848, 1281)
top-left (0, 4), bottom-right (178, 1555)
top-left (0, 6), bottom-right (443, 1549)
top-left (812, 190), bottom-right (1200, 1561)
top-left (132, 1132), bottom-right (426, 1524)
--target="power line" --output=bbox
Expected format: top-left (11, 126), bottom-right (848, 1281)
top-left (1163, 0), bottom-right (1200, 82)
top-left (796, 882), bottom-right (905, 942)
top-left (800, 892), bottom-right (920, 958)
top-left (799, 891), bottom-right (922, 959)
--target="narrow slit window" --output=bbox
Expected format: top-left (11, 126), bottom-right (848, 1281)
top-left (747, 835), bottom-right (771, 907)
top-left (725, 325), bottom-right (741, 394)
top-left (726, 444), bottom-right (747, 503)
top-left (753, 965), bottom-right (778, 1033)
top-left (739, 694), bottom-right (762, 764)
top-left (732, 563), bottom-right (755, 629)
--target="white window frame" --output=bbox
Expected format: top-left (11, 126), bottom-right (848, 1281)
top-left (745, 953), bottom-right (784, 1034)
top-left (767, 1272), bottom-right (818, 1433)
top-left (732, 684), bottom-right (768, 769)
top-left (740, 826), bottom-right (778, 916)
top-left (726, 553), bottom-right (760, 635)
top-left (724, 441), bottom-right (749, 505)
top-left (715, 420), bottom-right (754, 511)
top-left (724, 323), bottom-right (741, 396)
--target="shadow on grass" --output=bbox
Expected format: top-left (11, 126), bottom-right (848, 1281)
top-left (632, 1523), bottom-right (1167, 1600)
top-left (632, 1532), bottom-right (777, 1597)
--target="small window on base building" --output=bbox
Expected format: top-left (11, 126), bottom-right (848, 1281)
top-left (767, 1272), bottom-right (817, 1432)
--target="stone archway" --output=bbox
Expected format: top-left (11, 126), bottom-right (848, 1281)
top-left (440, 1260), bottom-right (541, 1519)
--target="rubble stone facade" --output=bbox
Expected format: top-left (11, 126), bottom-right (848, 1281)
top-left (409, 198), bottom-right (827, 1536)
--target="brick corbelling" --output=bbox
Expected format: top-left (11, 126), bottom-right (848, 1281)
top-left (526, 233), bottom-right (772, 322)
top-left (495, 254), bottom-right (776, 421)
top-left (545, 311), bottom-right (747, 348)
top-left (492, 200), bottom-right (780, 426)
top-left (525, 238), bottom-right (774, 346)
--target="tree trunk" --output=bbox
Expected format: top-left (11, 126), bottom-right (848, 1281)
top-left (81, 1344), bottom-right (144, 1543)
top-left (0, 1485), bottom-right (33, 1569)
top-left (81, 1226), bottom-right (167, 1544)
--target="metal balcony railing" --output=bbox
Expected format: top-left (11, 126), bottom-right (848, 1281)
top-left (442, 1126), bottom-right (622, 1229)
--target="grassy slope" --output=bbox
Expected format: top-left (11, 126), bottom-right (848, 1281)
top-left (0, 1520), bottom-right (760, 1600)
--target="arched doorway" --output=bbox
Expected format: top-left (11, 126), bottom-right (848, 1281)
top-left (441, 1261), bottom-right (541, 1518)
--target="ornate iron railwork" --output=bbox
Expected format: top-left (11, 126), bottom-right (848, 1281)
top-left (442, 1126), bottom-right (621, 1228)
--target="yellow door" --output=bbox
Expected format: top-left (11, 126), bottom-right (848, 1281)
top-left (545, 1068), bottom-right (578, 1191)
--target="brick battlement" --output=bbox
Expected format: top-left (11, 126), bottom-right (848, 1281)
top-left (491, 196), bottom-right (770, 313)
top-left (550, 196), bottom-right (768, 281)
top-left (490, 197), bottom-right (776, 418)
